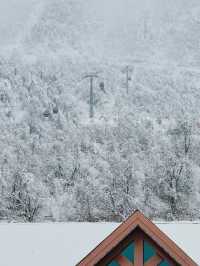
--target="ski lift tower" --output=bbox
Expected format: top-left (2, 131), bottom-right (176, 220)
top-left (82, 72), bottom-right (99, 118)
top-left (122, 66), bottom-right (133, 94)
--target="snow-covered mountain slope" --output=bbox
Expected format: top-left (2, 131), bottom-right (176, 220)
top-left (1, 1), bottom-right (200, 223)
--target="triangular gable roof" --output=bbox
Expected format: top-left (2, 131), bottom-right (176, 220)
top-left (77, 210), bottom-right (198, 266)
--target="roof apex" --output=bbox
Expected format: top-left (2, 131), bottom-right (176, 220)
top-left (77, 211), bottom-right (198, 266)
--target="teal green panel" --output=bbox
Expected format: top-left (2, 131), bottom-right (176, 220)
top-left (143, 240), bottom-right (156, 263)
top-left (122, 242), bottom-right (134, 262)
top-left (159, 260), bottom-right (170, 266)
top-left (107, 261), bottom-right (120, 266)
top-left (107, 242), bottom-right (134, 266)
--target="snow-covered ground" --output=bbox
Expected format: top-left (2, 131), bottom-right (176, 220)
top-left (0, 222), bottom-right (199, 266)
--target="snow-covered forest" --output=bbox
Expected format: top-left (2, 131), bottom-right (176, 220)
top-left (0, 0), bottom-right (200, 222)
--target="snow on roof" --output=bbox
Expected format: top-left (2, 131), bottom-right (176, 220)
top-left (0, 222), bottom-right (199, 266)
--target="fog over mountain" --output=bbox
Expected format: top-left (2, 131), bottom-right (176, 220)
top-left (0, 0), bottom-right (36, 46)
top-left (1, 0), bottom-right (200, 64)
